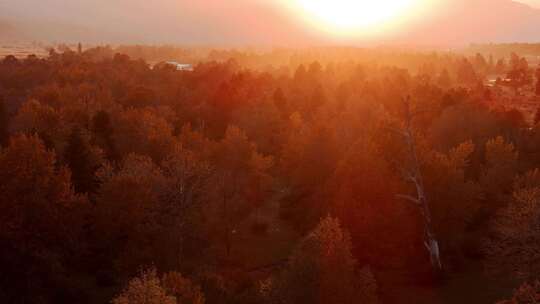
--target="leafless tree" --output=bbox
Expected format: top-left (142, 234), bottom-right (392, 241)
top-left (390, 97), bottom-right (443, 274)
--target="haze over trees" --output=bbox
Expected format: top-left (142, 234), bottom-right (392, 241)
top-left (2, 44), bottom-right (540, 304)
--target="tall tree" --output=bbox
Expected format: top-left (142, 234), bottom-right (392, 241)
top-left (535, 107), bottom-right (540, 126)
top-left (0, 134), bottom-right (87, 302)
top-left (0, 95), bottom-right (8, 147)
top-left (273, 87), bottom-right (288, 117)
top-left (112, 269), bottom-right (176, 304)
top-left (484, 169), bottom-right (540, 281)
top-left (536, 67), bottom-right (540, 96)
top-left (457, 58), bottom-right (478, 86)
top-left (114, 108), bottom-right (176, 162)
top-left (64, 127), bottom-right (97, 194)
top-left (92, 110), bottom-right (117, 161)
top-left (391, 98), bottom-right (443, 274)
top-left (437, 69), bottom-right (451, 88)
top-left (327, 140), bottom-right (418, 266)
top-left (161, 145), bottom-right (213, 268)
top-left (480, 136), bottom-right (519, 205)
top-left (161, 272), bottom-right (206, 304)
top-left (423, 141), bottom-right (482, 254)
top-left (263, 217), bottom-right (378, 304)
top-left (507, 54), bottom-right (532, 95)
top-left (113, 269), bottom-right (205, 304)
top-left (94, 154), bottom-right (168, 274)
top-left (211, 125), bottom-right (273, 257)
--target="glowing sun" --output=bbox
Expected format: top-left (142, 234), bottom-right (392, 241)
top-left (294, 0), bottom-right (417, 36)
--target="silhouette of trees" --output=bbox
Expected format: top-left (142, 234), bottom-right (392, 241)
top-left (507, 53), bottom-right (532, 95)
top-left (457, 58), bottom-right (478, 86)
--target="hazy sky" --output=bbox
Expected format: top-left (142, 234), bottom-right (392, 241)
top-left (0, 0), bottom-right (316, 44)
top-left (519, 0), bottom-right (540, 7)
top-left (1, 0), bottom-right (540, 45)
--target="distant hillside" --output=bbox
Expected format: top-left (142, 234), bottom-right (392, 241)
top-left (0, 0), bottom-right (311, 45)
top-left (1, 0), bottom-right (540, 45)
top-left (0, 18), bottom-right (130, 44)
top-left (400, 0), bottom-right (540, 45)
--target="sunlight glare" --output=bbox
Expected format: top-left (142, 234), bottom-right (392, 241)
top-left (294, 0), bottom-right (418, 36)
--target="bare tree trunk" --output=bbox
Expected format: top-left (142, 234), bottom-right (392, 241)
top-left (396, 98), bottom-right (443, 274)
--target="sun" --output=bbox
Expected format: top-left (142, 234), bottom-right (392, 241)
top-left (293, 0), bottom-right (417, 36)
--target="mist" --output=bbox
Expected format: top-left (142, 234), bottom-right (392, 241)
top-left (1, 0), bottom-right (540, 46)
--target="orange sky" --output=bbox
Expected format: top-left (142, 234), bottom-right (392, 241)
top-left (1, 0), bottom-right (540, 45)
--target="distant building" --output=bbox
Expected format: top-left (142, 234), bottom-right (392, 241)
top-left (154, 61), bottom-right (194, 71)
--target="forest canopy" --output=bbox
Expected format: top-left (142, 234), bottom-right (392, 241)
top-left (1, 45), bottom-right (540, 304)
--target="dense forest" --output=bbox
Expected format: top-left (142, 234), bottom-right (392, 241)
top-left (1, 45), bottom-right (540, 304)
